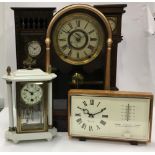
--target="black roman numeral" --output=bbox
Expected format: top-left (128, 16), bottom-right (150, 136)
top-left (61, 44), bottom-right (68, 51)
top-left (58, 38), bottom-right (66, 41)
top-left (76, 20), bottom-right (80, 27)
top-left (68, 49), bottom-right (72, 56)
top-left (61, 29), bottom-right (68, 33)
top-left (89, 125), bottom-right (93, 131)
top-left (100, 120), bottom-right (106, 126)
top-left (83, 101), bottom-right (87, 106)
top-left (90, 99), bottom-right (94, 105)
top-left (68, 23), bottom-right (73, 29)
top-left (87, 45), bottom-right (95, 52)
top-left (76, 118), bottom-right (82, 124)
top-left (75, 113), bottom-right (81, 117)
top-left (77, 52), bottom-right (79, 59)
top-left (88, 29), bottom-right (95, 34)
top-left (102, 115), bottom-right (108, 118)
top-left (81, 123), bottom-right (86, 130)
top-left (90, 38), bottom-right (97, 41)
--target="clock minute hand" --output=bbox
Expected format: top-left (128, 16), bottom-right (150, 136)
top-left (92, 108), bottom-right (106, 116)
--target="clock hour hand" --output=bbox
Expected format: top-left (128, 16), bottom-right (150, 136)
top-left (77, 106), bottom-right (90, 116)
top-left (24, 89), bottom-right (34, 95)
top-left (75, 32), bottom-right (81, 39)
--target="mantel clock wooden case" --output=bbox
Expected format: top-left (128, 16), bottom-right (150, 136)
top-left (45, 4), bottom-right (127, 131)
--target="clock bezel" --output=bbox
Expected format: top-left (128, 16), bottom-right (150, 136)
top-left (68, 89), bottom-right (153, 143)
top-left (52, 12), bottom-right (105, 65)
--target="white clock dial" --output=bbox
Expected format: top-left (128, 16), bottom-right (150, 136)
top-left (70, 95), bottom-right (151, 141)
top-left (53, 13), bottom-right (104, 65)
top-left (21, 83), bottom-right (43, 105)
top-left (28, 41), bottom-right (41, 57)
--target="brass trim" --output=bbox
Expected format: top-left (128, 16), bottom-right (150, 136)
top-left (45, 4), bottom-right (112, 89)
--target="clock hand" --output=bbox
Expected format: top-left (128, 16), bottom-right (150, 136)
top-left (77, 106), bottom-right (90, 115)
top-left (91, 108), bottom-right (106, 117)
top-left (30, 45), bottom-right (36, 50)
top-left (24, 89), bottom-right (34, 95)
top-left (72, 34), bottom-right (81, 42)
top-left (75, 32), bottom-right (81, 39)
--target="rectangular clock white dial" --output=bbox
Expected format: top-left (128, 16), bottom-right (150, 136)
top-left (69, 93), bottom-right (152, 142)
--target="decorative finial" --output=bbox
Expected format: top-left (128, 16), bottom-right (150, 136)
top-left (6, 66), bottom-right (11, 76)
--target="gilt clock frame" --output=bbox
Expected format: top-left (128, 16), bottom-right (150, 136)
top-left (45, 4), bottom-right (113, 90)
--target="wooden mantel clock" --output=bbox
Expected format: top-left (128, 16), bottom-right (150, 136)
top-left (45, 4), bottom-right (126, 131)
top-left (2, 67), bottom-right (57, 143)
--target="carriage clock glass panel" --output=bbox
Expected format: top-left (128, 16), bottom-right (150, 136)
top-left (16, 82), bottom-right (48, 133)
top-left (27, 41), bottom-right (41, 57)
top-left (53, 12), bottom-right (105, 65)
top-left (69, 91), bottom-right (153, 142)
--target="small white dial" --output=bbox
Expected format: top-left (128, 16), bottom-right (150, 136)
top-left (28, 41), bottom-right (41, 57)
top-left (21, 83), bottom-right (43, 105)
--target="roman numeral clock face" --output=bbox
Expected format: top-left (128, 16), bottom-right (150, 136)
top-left (53, 13), bottom-right (104, 65)
top-left (70, 95), bottom-right (109, 137)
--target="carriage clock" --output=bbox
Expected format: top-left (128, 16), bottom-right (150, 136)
top-left (2, 67), bottom-right (57, 143)
top-left (68, 89), bottom-right (153, 145)
top-left (11, 7), bottom-right (56, 70)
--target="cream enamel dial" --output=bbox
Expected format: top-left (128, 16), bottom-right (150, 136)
top-left (28, 41), bottom-right (41, 57)
top-left (70, 95), bottom-right (151, 141)
top-left (21, 83), bottom-right (43, 105)
top-left (53, 13), bottom-right (104, 65)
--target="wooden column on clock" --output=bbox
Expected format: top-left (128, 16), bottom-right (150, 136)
top-left (94, 4), bottom-right (127, 90)
top-left (11, 8), bottom-right (56, 70)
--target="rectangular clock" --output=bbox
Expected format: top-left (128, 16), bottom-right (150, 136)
top-left (68, 89), bottom-right (153, 144)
